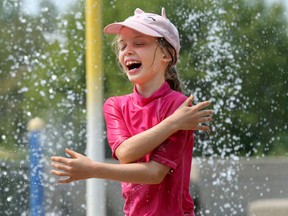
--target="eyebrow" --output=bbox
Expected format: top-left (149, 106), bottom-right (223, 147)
top-left (118, 35), bottom-right (146, 43)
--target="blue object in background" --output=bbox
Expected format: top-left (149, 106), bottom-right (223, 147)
top-left (28, 118), bottom-right (45, 216)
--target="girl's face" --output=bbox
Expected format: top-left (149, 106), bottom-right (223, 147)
top-left (117, 27), bottom-right (170, 88)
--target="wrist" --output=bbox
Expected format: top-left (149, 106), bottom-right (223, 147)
top-left (163, 115), bottom-right (179, 133)
top-left (90, 161), bottom-right (101, 179)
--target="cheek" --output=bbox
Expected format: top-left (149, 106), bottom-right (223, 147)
top-left (118, 53), bottom-right (125, 67)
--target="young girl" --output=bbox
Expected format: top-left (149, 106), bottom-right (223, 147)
top-left (51, 8), bottom-right (213, 216)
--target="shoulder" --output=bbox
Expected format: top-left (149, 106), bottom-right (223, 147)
top-left (166, 90), bottom-right (187, 107)
top-left (158, 91), bottom-right (187, 118)
top-left (103, 94), bottom-right (131, 112)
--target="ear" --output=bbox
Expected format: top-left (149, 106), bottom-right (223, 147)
top-left (161, 53), bottom-right (172, 62)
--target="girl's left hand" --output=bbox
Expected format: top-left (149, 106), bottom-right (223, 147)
top-left (51, 148), bottom-right (95, 184)
top-left (169, 95), bottom-right (214, 132)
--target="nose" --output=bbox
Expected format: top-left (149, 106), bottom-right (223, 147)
top-left (123, 44), bottom-right (134, 55)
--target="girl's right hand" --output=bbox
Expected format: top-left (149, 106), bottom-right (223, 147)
top-left (51, 148), bottom-right (96, 184)
top-left (169, 95), bottom-right (214, 131)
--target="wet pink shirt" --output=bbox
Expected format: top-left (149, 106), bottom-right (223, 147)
top-left (103, 82), bottom-right (195, 216)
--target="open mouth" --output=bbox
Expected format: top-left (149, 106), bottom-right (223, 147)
top-left (126, 61), bottom-right (142, 71)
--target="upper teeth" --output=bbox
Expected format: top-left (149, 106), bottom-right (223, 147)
top-left (126, 61), bottom-right (140, 66)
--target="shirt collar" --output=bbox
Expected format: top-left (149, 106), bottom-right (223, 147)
top-left (132, 82), bottom-right (172, 107)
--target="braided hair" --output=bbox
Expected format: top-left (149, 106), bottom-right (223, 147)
top-left (157, 38), bottom-right (183, 93)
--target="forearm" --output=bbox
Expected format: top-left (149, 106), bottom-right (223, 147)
top-left (51, 148), bottom-right (170, 184)
top-left (116, 116), bottom-right (178, 164)
top-left (91, 160), bottom-right (169, 184)
top-left (113, 96), bottom-right (212, 164)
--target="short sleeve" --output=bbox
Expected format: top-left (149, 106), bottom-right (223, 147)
top-left (150, 93), bottom-right (194, 170)
top-left (151, 130), bottom-right (193, 170)
top-left (103, 97), bottom-right (131, 159)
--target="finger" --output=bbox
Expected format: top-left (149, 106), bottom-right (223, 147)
top-left (51, 156), bottom-right (70, 164)
top-left (51, 169), bottom-right (70, 177)
top-left (193, 125), bottom-right (210, 132)
top-left (196, 110), bottom-right (214, 118)
top-left (58, 177), bottom-right (73, 184)
top-left (195, 117), bottom-right (213, 124)
top-left (193, 101), bottom-right (211, 111)
top-left (186, 95), bottom-right (194, 106)
top-left (179, 95), bottom-right (194, 109)
top-left (65, 148), bottom-right (81, 159)
top-left (51, 162), bottom-right (71, 172)
top-left (50, 170), bottom-right (74, 184)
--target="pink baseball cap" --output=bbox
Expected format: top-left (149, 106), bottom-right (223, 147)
top-left (104, 8), bottom-right (180, 61)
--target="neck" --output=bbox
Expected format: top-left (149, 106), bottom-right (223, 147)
top-left (136, 79), bottom-right (165, 98)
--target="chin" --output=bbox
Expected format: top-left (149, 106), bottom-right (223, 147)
top-left (127, 76), bottom-right (144, 86)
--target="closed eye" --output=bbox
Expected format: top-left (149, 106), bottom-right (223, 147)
top-left (119, 45), bottom-right (126, 51)
top-left (135, 43), bottom-right (144, 46)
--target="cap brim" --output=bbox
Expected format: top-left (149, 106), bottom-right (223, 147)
top-left (103, 20), bottom-right (162, 37)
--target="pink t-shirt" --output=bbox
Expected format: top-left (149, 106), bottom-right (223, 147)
top-left (103, 82), bottom-right (195, 216)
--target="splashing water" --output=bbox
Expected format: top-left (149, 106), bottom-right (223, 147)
top-left (1, 0), bottom-right (288, 215)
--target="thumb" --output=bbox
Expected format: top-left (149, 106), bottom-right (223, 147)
top-left (179, 95), bottom-right (194, 109)
top-left (65, 148), bottom-right (80, 159)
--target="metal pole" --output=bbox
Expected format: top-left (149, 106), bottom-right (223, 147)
top-left (28, 117), bottom-right (45, 216)
top-left (85, 0), bottom-right (105, 215)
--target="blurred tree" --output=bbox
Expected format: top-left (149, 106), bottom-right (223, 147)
top-left (0, 0), bottom-right (48, 150)
top-left (223, 0), bottom-right (288, 156)
top-left (20, 0), bottom-right (88, 154)
top-left (0, 0), bottom-right (87, 154)
top-left (175, 0), bottom-right (288, 157)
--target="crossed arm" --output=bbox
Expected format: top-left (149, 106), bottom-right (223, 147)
top-left (115, 95), bottom-right (213, 164)
top-left (51, 96), bottom-right (213, 184)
